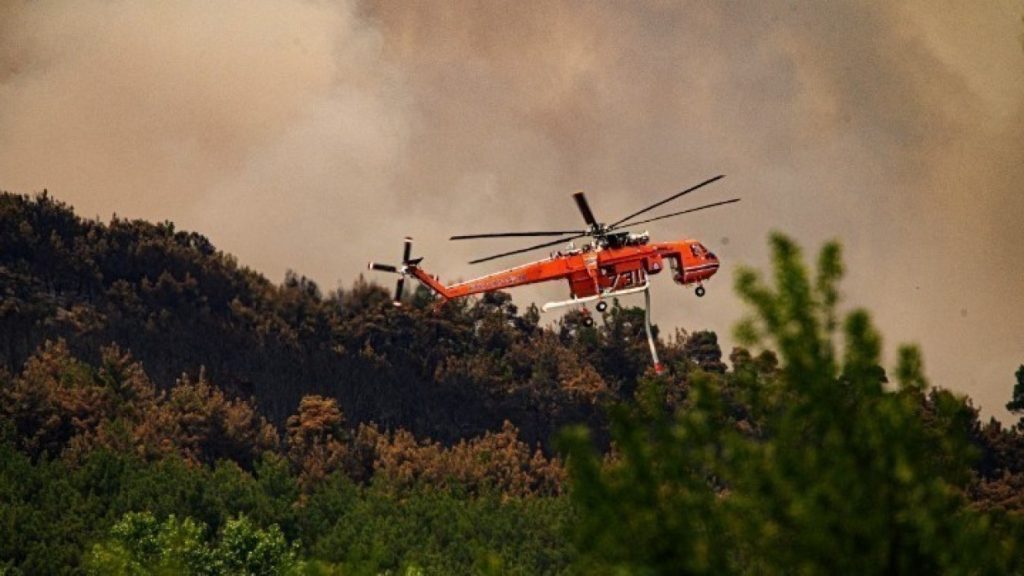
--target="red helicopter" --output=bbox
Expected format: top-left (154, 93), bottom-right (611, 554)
top-left (368, 175), bottom-right (739, 373)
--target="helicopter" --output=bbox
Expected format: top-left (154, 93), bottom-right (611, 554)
top-left (368, 174), bottom-right (739, 374)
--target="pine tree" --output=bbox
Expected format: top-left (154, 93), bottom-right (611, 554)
top-left (1005, 364), bottom-right (1024, 418)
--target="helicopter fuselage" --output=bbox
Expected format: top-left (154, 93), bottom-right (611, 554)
top-left (409, 238), bottom-right (720, 302)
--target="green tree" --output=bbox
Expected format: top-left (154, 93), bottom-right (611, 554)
top-left (559, 372), bottom-right (732, 575)
top-left (212, 516), bottom-right (297, 576)
top-left (727, 235), bottom-right (1009, 574)
top-left (85, 511), bottom-right (212, 575)
top-left (85, 513), bottom-right (298, 576)
top-left (561, 234), bottom-right (1023, 575)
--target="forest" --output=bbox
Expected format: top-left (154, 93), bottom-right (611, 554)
top-left (2, 190), bottom-right (1024, 574)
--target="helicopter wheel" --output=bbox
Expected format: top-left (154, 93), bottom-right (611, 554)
top-left (596, 301), bottom-right (608, 312)
top-left (695, 285), bottom-right (706, 298)
top-left (582, 315), bottom-right (595, 328)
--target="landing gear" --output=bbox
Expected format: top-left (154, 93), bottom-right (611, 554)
top-left (695, 285), bottom-right (706, 298)
top-left (595, 300), bottom-right (608, 313)
top-left (580, 307), bottom-right (596, 328)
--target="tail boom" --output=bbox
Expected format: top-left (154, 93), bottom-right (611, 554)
top-left (408, 266), bottom-right (453, 299)
top-left (407, 259), bottom-right (565, 301)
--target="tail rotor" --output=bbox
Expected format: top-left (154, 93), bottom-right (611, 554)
top-left (367, 237), bottom-right (418, 307)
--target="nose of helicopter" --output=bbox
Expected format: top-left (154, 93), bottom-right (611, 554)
top-left (704, 253), bottom-right (720, 276)
top-left (692, 251), bottom-right (720, 281)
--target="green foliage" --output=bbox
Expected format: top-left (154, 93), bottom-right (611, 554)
top-left (85, 512), bottom-right (297, 575)
top-left (85, 511), bottom-right (211, 575)
top-left (559, 373), bottom-right (731, 575)
top-left (0, 432), bottom-right (572, 574)
top-left (214, 516), bottom-right (297, 575)
top-left (304, 478), bottom-right (572, 575)
top-left (73, 479), bottom-right (570, 576)
top-left (562, 233), bottom-right (1023, 575)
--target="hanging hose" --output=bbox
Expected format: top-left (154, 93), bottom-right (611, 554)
top-left (643, 287), bottom-right (664, 374)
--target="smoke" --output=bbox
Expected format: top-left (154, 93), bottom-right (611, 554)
top-left (1, 0), bottom-right (1022, 418)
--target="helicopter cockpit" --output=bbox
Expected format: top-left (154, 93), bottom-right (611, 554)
top-left (670, 241), bottom-right (719, 286)
top-left (689, 242), bottom-right (716, 260)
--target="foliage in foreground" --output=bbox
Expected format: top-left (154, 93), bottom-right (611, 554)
top-left (561, 234), bottom-right (1024, 575)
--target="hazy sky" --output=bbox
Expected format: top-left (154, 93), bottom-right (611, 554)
top-left (2, 0), bottom-right (1022, 420)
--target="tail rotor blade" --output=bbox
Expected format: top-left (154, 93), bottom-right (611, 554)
top-left (369, 262), bottom-right (399, 273)
top-left (573, 192), bottom-right (598, 228)
top-left (394, 276), bottom-right (406, 305)
top-left (402, 237), bottom-right (413, 263)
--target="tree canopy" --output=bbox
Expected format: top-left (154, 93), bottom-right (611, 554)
top-left (1, 191), bottom-right (1022, 574)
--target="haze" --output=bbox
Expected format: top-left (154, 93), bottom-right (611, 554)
top-left (2, 0), bottom-right (1022, 420)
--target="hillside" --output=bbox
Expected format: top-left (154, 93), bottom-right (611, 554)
top-left (2, 190), bottom-right (1024, 574)
top-left (0, 190), bottom-right (708, 446)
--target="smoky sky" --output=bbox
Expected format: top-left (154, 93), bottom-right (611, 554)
top-left (2, 0), bottom-right (1022, 419)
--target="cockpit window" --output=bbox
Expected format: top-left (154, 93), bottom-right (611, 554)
top-left (690, 243), bottom-right (711, 258)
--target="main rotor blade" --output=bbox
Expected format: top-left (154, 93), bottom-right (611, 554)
top-left (573, 192), bottom-right (598, 228)
top-left (451, 230), bottom-right (586, 240)
top-left (610, 198), bottom-right (741, 230)
top-left (402, 237), bottom-right (412, 262)
top-left (609, 175), bottom-right (725, 228)
top-left (469, 234), bottom-right (587, 265)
